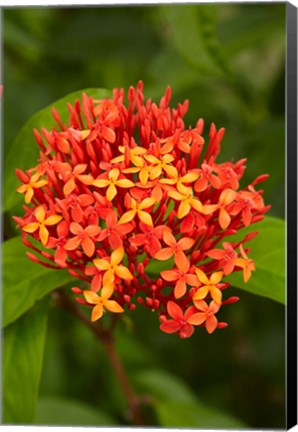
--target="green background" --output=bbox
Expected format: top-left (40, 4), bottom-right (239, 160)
top-left (3, 4), bottom-right (285, 428)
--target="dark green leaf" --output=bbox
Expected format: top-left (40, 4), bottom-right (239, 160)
top-left (3, 236), bottom-right (76, 327)
top-left (134, 369), bottom-right (246, 428)
top-left (3, 299), bottom-right (49, 423)
top-left (159, 5), bottom-right (227, 76)
top-left (35, 396), bottom-right (115, 426)
top-left (226, 216), bottom-right (285, 304)
top-left (4, 88), bottom-right (110, 211)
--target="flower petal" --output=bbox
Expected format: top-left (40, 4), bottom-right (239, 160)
top-left (106, 183), bottom-right (117, 201)
top-left (64, 236), bottom-right (81, 251)
top-left (81, 237), bottom-right (95, 257)
top-left (178, 201), bottom-right (191, 219)
top-left (110, 247), bottom-right (124, 266)
top-left (219, 208), bottom-right (231, 229)
top-left (84, 290), bottom-right (100, 304)
top-left (35, 206), bottom-right (45, 223)
top-left (23, 223), bottom-right (40, 233)
top-left (210, 271), bottom-right (223, 285)
top-left (210, 286), bottom-right (222, 304)
top-left (39, 224), bottom-right (49, 246)
top-left (154, 248), bottom-right (173, 260)
top-left (115, 179), bottom-right (135, 188)
top-left (118, 210), bottom-right (136, 224)
top-left (138, 210), bottom-right (153, 226)
top-left (193, 286), bottom-right (209, 300)
top-left (160, 320), bottom-right (181, 334)
top-left (91, 304), bottom-right (104, 321)
top-left (160, 270), bottom-right (179, 282)
top-left (167, 300), bottom-right (183, 320)
top-left (187, 312), bottom-right (206, 326)
top-left (174, 278), bottom-right (187, 299)
top-left (206, 315), bottom-right (218, 334)
top-left (195, 268), bottom-right (210, 285)
top-left (104, 300), bottom-right (124, 313)
top-left (93, 258), bottom-right (111, 271)
top-left (115, 265), bottom-right (133, 280)
top-left (44, 215), bottom-right (63, 226)
top-left (178, 237), bottom-right (195, 250)
top-left (92, 179), bottom-right (110, 188)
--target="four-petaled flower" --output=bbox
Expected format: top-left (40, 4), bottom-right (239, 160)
top-left (119, 195), bottom-right (156, 226)
top-left (17, 171), bottom-right (48, 204)
top-left (98, 210), bottom-right (133, 250)
top-left (129, 222), bottom-right (164, 257)
top-left (64, 222), bottom-right (101, 257)
top-left (92, 168), bottom-right (134, 201)
top-left (160, 301), bottom-right (198, 338)
top-left (93, 247), bottom-right (133, 282)
top-left (234, 244), bottom-right (256, 282)
top-left (188, 300), bottom-right (220, 334)
top-left (206, 242), bottom-right (238, 275)
top-left (23, 205), bottom-right (62, 246)
top-left (154, 229), bottom-right (194, 262)
top-left (83, 273), bottom-right (124, 322)
top-left (161, 253), bottom-right (199, 299)
top-left (193, 269), bottom-right (223, 304)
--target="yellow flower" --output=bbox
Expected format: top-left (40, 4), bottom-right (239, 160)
top-left (118, 196), bottom-right (156, 226)
top-left (93, 247), bottom-right (133, 282)
top-left (83, 273), bottom-right (124, 321)
top-left (17, 172), bottom-right (48, 204)
top-left (193, 269), bottom-right (223, 305)
top-left (23, 206), bottom-right (62, 246)
top-left (92, 168), bottom-right (134, 201)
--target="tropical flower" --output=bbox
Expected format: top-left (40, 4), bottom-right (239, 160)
top-left (15, 82), bottom-right (270, 337)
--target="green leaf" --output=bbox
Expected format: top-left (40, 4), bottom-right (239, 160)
top-left (3, 299), bottom-right (49, 423)
top-left (35, 396), bottom-right (115, 426)
top-left (159, 5), bottom-right (227, 77)
top-left (4, 88), bottom-right (110, 211)
top-left (3, 236), bottom-right (76, 327)
top-left (226, 216), bottom-right (285, 304)
top-left (134, 369), bottom-right (246, 428)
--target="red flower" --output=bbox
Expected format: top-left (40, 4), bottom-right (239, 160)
top-left (64, 222), bottom-right (101, 257)
top-left (160, 301), bottom-right (198, 338)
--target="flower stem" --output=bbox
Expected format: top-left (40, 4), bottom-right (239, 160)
top-left (54, 289), bottom-right (145, 425)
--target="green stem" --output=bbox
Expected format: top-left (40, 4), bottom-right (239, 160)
top-left (54, 289), bottom-right (145, 425)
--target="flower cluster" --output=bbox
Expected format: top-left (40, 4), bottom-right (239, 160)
top-left (14, 82), bottom-right (270, 338)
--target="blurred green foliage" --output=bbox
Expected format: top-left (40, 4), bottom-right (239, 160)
top-left (3, 4), bottom-right (285, 429)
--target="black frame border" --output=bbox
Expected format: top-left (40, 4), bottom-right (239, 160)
top-left (286, 2), bottom-right (297, 429)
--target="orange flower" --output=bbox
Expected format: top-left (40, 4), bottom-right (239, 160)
top-left (217, 188), bottom-right (237, 229)
top-left (83, 273), bottom-right (124, 322)
top-left (154, 229), bottom-right (194, 262)
top-left (55, 163), bottom-right (93, 195)
top-left (234, 245), bottom-right (255, 282)
top-left (168, 189), bottom-right (217, 219)
top-left (118, 195), bottom-right (156, 226)
top-left (160, 301), bottom-right (197, 338)
top-left (193, 269), bottom-right (223, 304)
top-left (206, 242), bottom-right (237, 275)
top-left (159, 170), bottom-right (199, 195)
top-left (64, 222), bottom-right (101, 257)
top-left (23, 206), bottom-right (62, 246)
top-left (93, 247), bottom-right (133, 282)
top-left (144, 154), bottom-right (178, 180)
top-left (92, 168), bottom-right (134, 201)
top-left (161, 253), bottom-right (199, 298)
top-left (188, 300), bottom-right (220, 334)
top-left (17, 171), bottom-right (48, 204)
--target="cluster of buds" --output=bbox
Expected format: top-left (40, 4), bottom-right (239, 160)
top-left (14, 82), bottom-right (270, 338)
